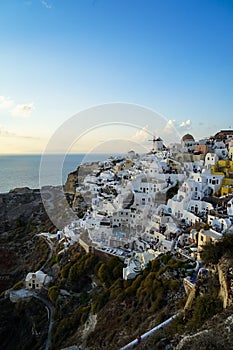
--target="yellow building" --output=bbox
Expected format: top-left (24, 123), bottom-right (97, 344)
top-left (114, 159), bottom-right (134, 173)
top-left (211, 160), bottom-right (233, 196)
top-left (229, 146), bottom-right (233, 160)
top-left (197, 229), bottom-right (222, 259)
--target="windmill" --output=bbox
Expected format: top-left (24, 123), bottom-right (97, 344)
top-left (148, 136), bottom-right (165, 153)
top-left (148, 135), bottom-right (156, 153)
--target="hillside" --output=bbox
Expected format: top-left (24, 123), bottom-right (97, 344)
top-left (1, 184), bottom-right (233, 350)
top-left (0, 188), bottom-right (56, 293)
top-left (2, 232), bottom-right (233, 350)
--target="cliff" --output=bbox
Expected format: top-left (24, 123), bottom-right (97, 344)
top-left (63, 163), bottom-right (99, 194)
top-left (0, 187), bottom-right (42, 233)
top-left (1, 182), bottom-right (233, 350)
top-left (218, 257), bottom-right (233, 309)
top-left (0, 187), bottom-right (55, 293)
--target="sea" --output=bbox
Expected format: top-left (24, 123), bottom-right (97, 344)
top-left (0, 154), bottom-right (112, 194)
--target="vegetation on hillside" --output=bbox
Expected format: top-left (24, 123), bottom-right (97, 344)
top-left (0, 298), bottom-right (48, 350)
top-left (2, 226), bottom-right (233, 350)
top-left (46, 248), bottom-right (191, 349)
top-left (200, 233), bottom-right (233, 264)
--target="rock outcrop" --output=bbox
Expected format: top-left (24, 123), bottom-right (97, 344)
top-left (63, 163), bottom-right (99, 194)
top-left (218, 257), bottom-right (233, 308)
top-left (0, 187), bottom-right (55, 293)
top-left (0, 188), bottom-right (44, 234)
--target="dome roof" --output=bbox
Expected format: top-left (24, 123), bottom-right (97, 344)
top-left (181, 134), bottom-right (195, 142)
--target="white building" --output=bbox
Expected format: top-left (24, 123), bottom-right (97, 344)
top-left (227, 197), bottom-right (233, 216)
top-left (181, 134), bottom-right (196, 152)
top-left (205, 153), bottom-right (219, 169)
top-left (229, 144), bottom-right (233, 160)
top-left (135, 249), bottom-right (161, 269)
top-left (123, 258), bottom-right (142, 280)
top-left (208, 214), bottom-right (232, 233)
top-left (25, 270), bottom-right (52, 290)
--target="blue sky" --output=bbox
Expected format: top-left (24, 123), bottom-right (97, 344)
top-left (0, 0), bottom-right (233, 154)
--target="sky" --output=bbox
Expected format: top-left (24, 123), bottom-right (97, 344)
top-left (0, 0), bottom-right (233, 154)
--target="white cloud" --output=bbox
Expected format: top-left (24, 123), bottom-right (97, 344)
top-left (41, 0), bottom-right (52, 9)
top-left (11, 102), bottom-right (35, 118)
top-left (0, 96), bottom-right (14, 110)
top-left (163, 119), bottom-right (192, 135)
top-left (163, 119), bottom-right (177, 134)
top-left (179, 119), bottom-right (191, 128)
top-left (0, 95), bottom-right (35, 119)
top-left (131, 125), bottom-right (150, 142)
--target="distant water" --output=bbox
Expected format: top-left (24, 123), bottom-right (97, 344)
top-left (0, 154), bottom-right (110, 193)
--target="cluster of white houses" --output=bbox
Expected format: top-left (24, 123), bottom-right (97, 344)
top-left (25, 130), bottom-right (233, 288)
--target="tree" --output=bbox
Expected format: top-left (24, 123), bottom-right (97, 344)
top-left (48, 286), bottom-right (60, 304)
top-left (200, 242), bottom-right (221, 264)
top-left (97, 263), bottom-right (111, 287)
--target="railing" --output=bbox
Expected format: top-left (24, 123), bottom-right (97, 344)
top-left (119, 313), bottom-right (179, 350)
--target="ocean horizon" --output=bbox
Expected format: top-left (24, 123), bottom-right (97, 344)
top-left (0, 153), bottom-right (114, 194)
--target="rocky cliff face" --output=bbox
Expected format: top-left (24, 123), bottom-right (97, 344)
top-left (218, 258), bottom-right (233, 309)
top-left (0, 187), bottom-right (55, 292)
top-left (0, 297), bottom-right (48, 350)
top-left (63, 163), bottom-right (99, 194)
top-left (1, 180), bottom-right (233, 350)
top-left (63, 171), bottom-right (79, 194)
top-left (0, 187), bottom-right (47, 234)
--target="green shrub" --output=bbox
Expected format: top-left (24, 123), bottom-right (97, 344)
top-left (201, 233), bottom-right (233, 264)
top-left (70, 307), bottom-right (82, 328)
top-left (48, 286), bottom-right (60, 304)
top-left (168, 279), bottom-right (180, 291)
top-left (187, 294), bottom-right (223, 330)
top-left (160, 254), bottom-right (172, 265)
top-left (60, 262), bottom-right (72, 279)
top-left (80, 305), bottom-right (90, 324)
top-left (91, 289), bottom-right (109, 313)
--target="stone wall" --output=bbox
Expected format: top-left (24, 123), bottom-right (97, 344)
top-left (218, 258), bottom-right (233, 308)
